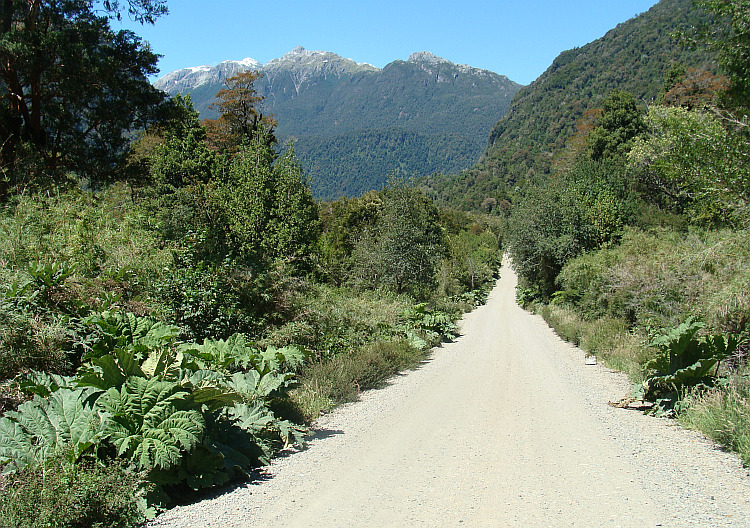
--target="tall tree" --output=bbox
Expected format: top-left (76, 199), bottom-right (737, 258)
top-left (205, 70), bottom-right (277, 152)
top-left (587, 90), bottom-right (646, 161)
top-left (0, 0), bottom-right (167, 194)
top-left (352, 181), bottom-right (445, 299)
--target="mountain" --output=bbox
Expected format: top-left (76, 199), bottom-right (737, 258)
top-left (154, 57), bottom-right (262, 94)
top-left (421, 0), bottom-right (717, 212)
top-left (154, 48), bottom-right (522, 200)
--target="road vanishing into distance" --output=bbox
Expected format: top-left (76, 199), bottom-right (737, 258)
top-left (153, 262), bottom-right (750, 527)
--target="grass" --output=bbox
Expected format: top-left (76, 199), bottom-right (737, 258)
top-left (679, 368), bottom-right (750, 466)
top-left (537, 303), bottom-right (648, 382)
top-left (291, 338), bottom-right (431, 421)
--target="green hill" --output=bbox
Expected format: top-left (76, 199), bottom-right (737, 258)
top-left (422, 0), bottom-right (717, 211)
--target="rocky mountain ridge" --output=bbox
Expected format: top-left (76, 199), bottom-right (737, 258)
top-left (154, 47), bottom-right (504, 95)
top-left (154, 47), bottom-right (522, 200)
top-left (155, 57), bottom-right (262, 93)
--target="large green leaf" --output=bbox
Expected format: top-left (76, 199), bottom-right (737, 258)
top-left (645, 318), bottom-right (740, 402)
top-left (18, 370), bottom-right (74, 398)
top-left (0, 389), bottom-right (105, 474)
top-left (82, 311), bottom-right (180, 360)
top-left (100, 377), bottom-right (204, 471)
top-left (76, 348), bottom-right (146, 391)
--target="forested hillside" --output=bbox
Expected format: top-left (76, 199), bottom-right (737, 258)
top-left (422, 0), bottom-right (716, 211)
top-left (156, 49), bottom-right (521, 200)
top-left (2, 0), bottom-right (750, 525)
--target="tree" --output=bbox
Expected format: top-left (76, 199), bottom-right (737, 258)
top-left (143, 94), bottom-right (215, 189)
top-left (628, 105), bottom-right (750, 226)
top-left (694, 0), bottom-right (750, 110)
top-left (0, 0), bottom-right (167, 194)
top-left (508, 160), bottom-right (633, 298)
top-left (661, 68), bottom-right (729, 110)
top-left (205, 70), bottom-right (277, 152)
top-left (587, 90), bottom-right (646, 161)
top-left (211, 133), bottom-right (319, 270)
top-left (352, 181), bottom-right (445, 299)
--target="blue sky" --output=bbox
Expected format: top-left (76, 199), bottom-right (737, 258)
top-left (117, 0), bottom-right (661, 86)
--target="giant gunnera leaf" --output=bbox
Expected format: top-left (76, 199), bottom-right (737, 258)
top-left (100, 377), bottom-right (204, 471)
top-left (0, 388), bottom-right (105, 474)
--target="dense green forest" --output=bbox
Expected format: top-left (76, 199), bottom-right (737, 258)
top-left (295, 128), bottom-right (481, 200)
top-left (0, 3), bottom-right (502, 525)
top-left (499, 0), bottom-right (750, 466)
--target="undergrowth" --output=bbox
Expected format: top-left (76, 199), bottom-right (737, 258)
top-left (679, 367), bottom-right (750, 466)
top-left (0, 456), bottom-right (149, 528)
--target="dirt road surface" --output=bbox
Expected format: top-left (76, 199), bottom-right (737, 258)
top-left (152, 264), bottom-right (750, 527)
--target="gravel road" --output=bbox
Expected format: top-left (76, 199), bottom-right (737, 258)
top-left (151, 263), bottom-right (750, 527)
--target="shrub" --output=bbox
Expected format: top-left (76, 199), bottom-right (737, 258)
top-left (0, 457), bottom-right (149, 528)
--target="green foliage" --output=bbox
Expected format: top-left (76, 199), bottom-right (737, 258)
top-left (628, 105), bottom-right (750, 227)
top-left (508, 160), bottom-right (633, 298)
top-left (422, 0), bottom-right (716, 211)
top-left (147, 104), bottom-right (216, 190)
top-left (679, 365), bottom-right (750, 465)
top-left (0, 0), bottom-right (166, 192)
top-left (693, 0), bottom-right (750, 110)
top-left (262, 283), bottom-right (409, 358)
top-left (211, 136), bottom-right (320, 269)
top-left (0, 456), bottom-right (149, 528)
top-left (401, 303), bottom-right (459, 347)
top-left (555, 227), bottom-right (750, 331)
top-left (642, 318), bottom-right (738, 410)
top-left (80, 310), bottom-right (180, 359)
top-left (0, 388), bottom-right (105, 474)
top-left (350, 181), bottom-right (446, 299)
top-left (587, 90), bottom-right (646, 161)
top-left (297, 129), bottom-right (482, 201)
top-left (291, 338), bottom-right (428, 420)
top-left (0, 291), bottom-right (308, 504)
top-left (438, 221), bottom-right (502, 298)
top-left (101, 377), bottom-right (204, 471)
top-left (157, 251), bottom-right (265, 341)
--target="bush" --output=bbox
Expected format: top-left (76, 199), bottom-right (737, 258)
top-left (262, 285), bottom-right (409, 359)
top-left (556, 227), bottom-right (750, 331)
top-left (0, 457), bottom-right (149, 528)
top-left (508, 160), bottom-right (634, 298)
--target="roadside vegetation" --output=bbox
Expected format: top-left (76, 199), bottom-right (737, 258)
top-left (0, 2), bottom-right (501, 525)
top-left (505, 0), bottom-right (750, 465)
